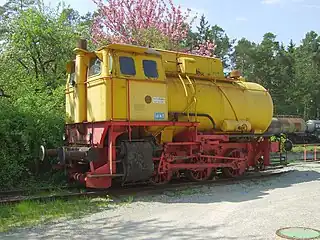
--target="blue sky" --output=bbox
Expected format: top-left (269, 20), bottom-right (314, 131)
top-left (1, 0), bottom-right (319, 45)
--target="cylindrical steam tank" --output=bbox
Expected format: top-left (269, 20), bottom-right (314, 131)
top-left (167, 79), bottom-right (273, 134)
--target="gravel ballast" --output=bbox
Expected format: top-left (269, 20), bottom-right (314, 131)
top-left (2, 162), bottom-right (320, 240)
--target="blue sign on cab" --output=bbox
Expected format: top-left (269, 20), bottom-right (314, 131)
top-left (154, 112), bottom-right (165, 120)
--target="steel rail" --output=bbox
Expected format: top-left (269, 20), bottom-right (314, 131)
top-left (0, 166), bottom-right (293, 205)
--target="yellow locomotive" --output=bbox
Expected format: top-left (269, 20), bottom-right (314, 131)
top-left (40, 39), bottom-right (279, 188)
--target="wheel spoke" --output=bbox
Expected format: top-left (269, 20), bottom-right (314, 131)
top-left (222, 148), bottom-right (247, 178)
top-left (150, 169), bottom-right (172, 185)
top-left (186, 168), bottom-right (212, 182)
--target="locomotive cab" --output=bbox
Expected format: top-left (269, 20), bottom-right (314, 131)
top-left (65, 43), bottom-right (169, 125)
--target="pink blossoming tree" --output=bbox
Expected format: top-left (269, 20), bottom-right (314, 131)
top-left (91, 0), bottom-right (216, 56)
top-left (189, 40), bottom-right (217, 57)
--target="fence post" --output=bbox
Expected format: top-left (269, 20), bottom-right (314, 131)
top-left (304, 144), bottom-right (307, 161)
top-left (314, 145), bottom-right (317, 161)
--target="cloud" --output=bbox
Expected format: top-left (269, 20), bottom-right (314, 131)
top-left (261, 0), bottom-right (308, 5)
top-left (302, 4), bottom-right (320, 8)
top-left (261, 0), bottom-right (282, 4)
top-left (235, 17), bottom-right (248, 22)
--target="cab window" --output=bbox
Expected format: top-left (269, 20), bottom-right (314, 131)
top-left (88, 57), bottom-right (101, 77)
top-left (69, 62), bottom-right (75, 86)
top-left (108, 53), bottom-right (113, 74)
top-left (143, 60), bottom-right (158, 78)
top-left (119, 56), bottom-right (136, 75)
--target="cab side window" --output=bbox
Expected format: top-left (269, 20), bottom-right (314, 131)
top-left (119, 56), bottom-right (136, 75)
top-left (88, 57), bottom-right (101, 77)
top-left (108, 54), bottom-right (113, 74)
top-left (69, 63), bottom-right (76, 86)
top-left (143, 60), bottom-right (158, 78)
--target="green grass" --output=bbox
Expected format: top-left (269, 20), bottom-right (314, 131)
top-left (292, 145), bottom-right (320, 153)
top-left (0, 196), bottom-right (113, 233)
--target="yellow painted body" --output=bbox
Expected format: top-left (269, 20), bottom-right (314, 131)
top-left (65, 43), bottom-right (273, 137)
top-left (166, 78), bottom-right (273, 133)
top-left (65, 49), bottom-right (88, 123)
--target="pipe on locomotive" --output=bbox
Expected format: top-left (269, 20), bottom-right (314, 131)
top-left (170, 112), bottom-right (216, 129)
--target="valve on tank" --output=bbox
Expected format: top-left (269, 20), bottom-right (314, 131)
top-left (230, 70), bottom-right (241, 78)
top-left (226, 70), bottom-right (246, 82)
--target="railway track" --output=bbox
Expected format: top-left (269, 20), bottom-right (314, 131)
top-left (0, 185), bottom-right (82, 197)
top-left (0, 165), bottom-right (293, 205)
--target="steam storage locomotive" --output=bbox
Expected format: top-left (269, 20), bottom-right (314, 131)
top-left (40, 40), bottom-right (281, 189)
top-left (268, 116), bottom-right (320, 144)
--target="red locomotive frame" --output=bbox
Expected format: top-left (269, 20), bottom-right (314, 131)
top-left (43, 119), bottom-right (279, 189)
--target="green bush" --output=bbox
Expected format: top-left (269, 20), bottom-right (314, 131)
top-left (0, 85), bottom-right (65, 189)
top-left (0, 1), bottom-right (90, 189)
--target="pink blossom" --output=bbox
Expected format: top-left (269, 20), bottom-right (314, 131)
top-left (91, 0), bottom-right (193, 48)
top-left (188, 40), bottom-right (217, 57)
top-left (91, 0), bottom-right (216, 57)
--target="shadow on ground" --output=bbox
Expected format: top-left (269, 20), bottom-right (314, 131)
top-left (1, 218), bottom-right (265, 240)
top-left (128, 165), bottom-right (320, 204)
top-left (1, 164), bottom-right (319, 240)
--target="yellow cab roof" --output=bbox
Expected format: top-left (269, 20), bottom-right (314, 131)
top-left (96, 43), bottom-right (220, 60)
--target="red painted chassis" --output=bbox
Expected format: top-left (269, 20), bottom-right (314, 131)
top-left (43, 120), bottom-right (280, 189)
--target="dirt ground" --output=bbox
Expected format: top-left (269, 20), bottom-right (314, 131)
top-left (1, 162), bottom-right (320, 240)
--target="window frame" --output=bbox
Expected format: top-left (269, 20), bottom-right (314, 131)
top-left (69, 62), bottom-right (76, 87)
top-left (142, 59), bottom-right (159, 78)
top-left (119, 56), bottom-right (136, 76)
top-left (108, 53), bottom-right (113, 75)
top-left (88, 56), bottom-right (102, 78)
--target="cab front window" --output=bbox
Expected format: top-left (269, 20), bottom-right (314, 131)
top-left (119, 56), bottom-right (136, 76)
top-left (143, 60), bottom-right (158, 78)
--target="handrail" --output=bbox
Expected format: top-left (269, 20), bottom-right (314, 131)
top-left (211, 80), bottom-right (239, 121)
top-left (178, 74), bottom-right (188, 97)
top-left (186, 74), bottom-right (197, 122)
